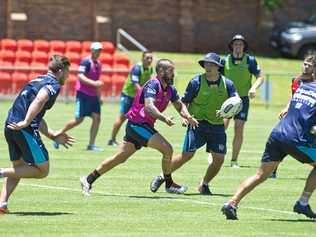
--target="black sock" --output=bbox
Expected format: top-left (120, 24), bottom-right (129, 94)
top-left (164, 173), bottom-right (173, 188)
top-left (86, 170), bottom-right (101, 185)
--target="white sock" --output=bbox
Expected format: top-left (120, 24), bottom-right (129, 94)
top-left (298, 191), bottom-right (312, 206)
top-left (0, 202), bottom-right (7, 209)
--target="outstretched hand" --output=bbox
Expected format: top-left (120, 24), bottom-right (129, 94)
top-left (53, 132), bottom-right (75, 149)
top-left (164, 116), bottom-right (175, 126)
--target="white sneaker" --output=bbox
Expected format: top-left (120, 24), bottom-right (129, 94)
top-left (80, 177), bottom-right (91, 196)
top-left (166, 182), bottom-right (188, 194)
top-left (230, 162), bottom-right (240, 168)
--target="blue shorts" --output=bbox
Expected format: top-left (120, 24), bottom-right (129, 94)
top-left (262, 135), bottom-right (316, 164)
top-left (4, 126), bottom-right (49, 165)
top-left (182, 120), bottom-right (227, 154)
top-left (234, 96), bottom-right (249, 121)
top-left (124, 121), bottom-right (158, 150)
top-left (75, 91), bottom-right (101, 119)
top-left (120, 93), bottom-right (134, 114)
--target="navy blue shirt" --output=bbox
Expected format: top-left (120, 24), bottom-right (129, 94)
top-left (130, 64), bottom-right (142, 84)
top-left (271, 82), bottom-right (316, 147)
top-left (142, 79), bottom-right (179, 103)
top-left (182, 74), bottom-right (237, 104)
top-left (78, 58), bottom-right (100, 74)
top-left (6, 73), bottom-right (61, 129)
top-left (221, 54), bottom-right (261, 77)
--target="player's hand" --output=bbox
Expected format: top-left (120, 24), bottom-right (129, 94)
top-left (7, 120), bottom-right (29, 130)
top-left (181, 118), bottom-right (188, 127)
top-left (94, 81), bottom-right (104, 88)
top-left (216, 110), bottom-right (224, 118)
top-left (278, 109), bottom-right (288, 119)
top-left (248, 88), bottom-right (256, 99)
top-left (186, 116), bottom-right (199, 129)
top-left (164, 116), bottom-right (175, 126)
top-left (53, 132), bottom-right (75, 149)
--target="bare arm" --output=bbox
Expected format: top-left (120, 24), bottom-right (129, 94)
top-left (144, 97), bottom-right (174, 126)
top-left (39, 119), bottom-right (56, 140)
top-left (7, 88), bottom-right (49, 130)
top-left (78, 73), bottom-right (103, 88)
top-left (173, 100), bottom-right (199, 128)
top-left (249, 72), bottom-right (264, 99)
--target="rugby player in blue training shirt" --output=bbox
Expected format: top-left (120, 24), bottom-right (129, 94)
top-left (222, 55), bottom-right (316, 220)
top-left (0, 55), bottom-right (75, 214)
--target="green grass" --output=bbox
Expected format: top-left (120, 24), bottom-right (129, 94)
top-left (0, 101), bottom-right (316, 236)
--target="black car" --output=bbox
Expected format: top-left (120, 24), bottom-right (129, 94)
top-left (270, 13), bottom-right (316, 59)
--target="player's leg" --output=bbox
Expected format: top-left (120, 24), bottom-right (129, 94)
top-left (88, 112), bottom-right (101, 148)
top-left (80, 141), bottom-right (137, 195)
top-left (148, 133), bottom-right (187, 194)
top-left (108, 94), bottom-right (132, 146)
top-left (199, 152), bottom-right (225, 195)
top-left (231, 119), bottom-right (245, 167)
top-left (223, 118), bottom-right (230, 130)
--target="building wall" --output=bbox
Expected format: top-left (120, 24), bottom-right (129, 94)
top-left (1, 0), bottom-right (315, 53)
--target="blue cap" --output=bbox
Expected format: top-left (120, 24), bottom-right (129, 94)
top-left (198, 52), bottom-right (223, 68)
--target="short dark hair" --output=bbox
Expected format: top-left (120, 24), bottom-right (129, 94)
top-left (305, 54), bottom-right (316, 68)
top-left (142, 50), bottom-right (153, 57)
top-left (48, 54), bottom-right (70, 73)
top-left (155, 59), bottom-right (174, 73)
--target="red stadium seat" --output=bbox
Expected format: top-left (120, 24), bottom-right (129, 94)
top-left (113, 53), bottom-right (130, 66)
top-left (0, 61), bottom-right (13, 73)
top-left (0, 72), bottom-right (12, 94)
top-left (101, 41), bottom-right (115, 54)
top-left (17, 39), bottom-right (33, 52)
top-left (14, 61), bottom-right (30, 74)
top-left (99, 53), bottom-right (113, 66)
top-left (102, 63), bottom-right (113, 77)
top-left (28, 71), bottom-right (43, 81)
top-left (112, 63), bottom-right (129, 77)
top-left (1, 39), bottom-right (17, 51)
top-left (30, 62), bottom-right (46, 75)
top-left (32, 51), bottom-right (49, 64)
top-left (12, 71), bottom-right (29, 93)
top-left (15, 50), bottom-right (32, 64)
top-left (65, 51), bottom-right (81, 65)
top-left (82, 41), bottom-right (92, 53)
top-left (112, 75), bottom-right (126, 96)
top-left (34, 40), bottom-right (50, 53)
top-left (65, 41), bottom-right (82, 53)
top-left (50, 40), bottom-right (65, 54)
top-left (100, 75), bottom-right (112, 97)
top-left (0, 50), bottom-right (15, 64)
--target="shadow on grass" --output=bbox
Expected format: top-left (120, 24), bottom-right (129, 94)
top-left (268, 218), bottom-right (316, 223)
top-left (184, 193), bottom-right (232, 197)
top-left (9, 211), bottom-right (73, 216)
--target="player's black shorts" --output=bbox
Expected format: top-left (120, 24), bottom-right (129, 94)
top-left (124, 121), bottom-right (158, 150)
top-left (262, 135), bottom-right (316, 164)
top-left (75, 91), bottom-right (101, 118)
top-left (4, 126), bottom-right (49, 165)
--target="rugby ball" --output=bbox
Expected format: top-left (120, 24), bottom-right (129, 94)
top-left (219, 97), bottom-right (243, 118)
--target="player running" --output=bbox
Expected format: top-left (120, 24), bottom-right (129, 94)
top-left (80, 59), bottom-right (198, 195)
top-left (0, 55), bottom-right (74, 213)
top-left (222, 55), bottom-right (316, 220)
top-left (150, 53), bottom-right (239, 195)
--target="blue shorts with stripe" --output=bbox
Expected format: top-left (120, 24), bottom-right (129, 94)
top-left (75, 91), bottom-right (101, 119)
top-left (124, 121), bottom-right (158, 150)
top-left (120, 93), bottom-right (134, 114)
top-left (4, 126), bottom-right (49, 165)
top-left (182, 120), bottom-right (227, 154)
top-left (234, 96), bottom-right (249, 121)
top-left (262, 135), bottom-right (316, 164)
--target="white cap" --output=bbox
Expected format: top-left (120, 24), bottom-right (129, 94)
top-left (90, 42), bottom-right (103, 51)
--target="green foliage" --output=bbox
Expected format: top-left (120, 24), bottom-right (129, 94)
top-left (262, 0), bottom-right (283, 12)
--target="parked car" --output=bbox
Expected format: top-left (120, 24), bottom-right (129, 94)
top-left (269, 13), bottom-right (316, 59)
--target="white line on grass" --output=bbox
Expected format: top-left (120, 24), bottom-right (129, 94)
top-left (20, 182), bottom-right (296, 216)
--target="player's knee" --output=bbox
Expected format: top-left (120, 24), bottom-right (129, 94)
top-left (37, 167), bottom-right (49, 178)
top-left (162, 144), bottom-right (173, 159)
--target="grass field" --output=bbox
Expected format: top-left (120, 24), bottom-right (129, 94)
top-left (0, 100), bottom-right (316, 237)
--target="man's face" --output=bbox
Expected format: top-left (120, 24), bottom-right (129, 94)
top-left (302, 59), bottom-right (314, 77)
top-left (92, 49), bottom-right (102, 59)
top-left (204, 62), bottom-right (219, 74)
top-left (142, 53), bottom-right (153, 68)
top-left (160, 65), bottom-right (175, 85)
top-left (58, 67), bottom-right (69, 85)
top-left (232, 40), bottom-right (245, 54)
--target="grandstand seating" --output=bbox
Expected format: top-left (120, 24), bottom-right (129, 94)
top-left (0, 38), bottom-right (130, 97)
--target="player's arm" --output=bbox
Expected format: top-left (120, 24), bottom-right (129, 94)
top-left (144, 97), bottom-right (174, 126)
top-left (78, 73), bottom-right (103, 88)
top-left (248, 57), bottom-right (264, 99)
top-left (131, 66), bottom-right (142, 91)
top-left (172, 99), bottom-right (198, 128)
top-left (7, 88), bottom-right (49, 130)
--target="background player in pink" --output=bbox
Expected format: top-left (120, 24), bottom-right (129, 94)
top-left (54, 42), bottom-right (104, 151)
top-left (80, 59), bottom-right (198, 195)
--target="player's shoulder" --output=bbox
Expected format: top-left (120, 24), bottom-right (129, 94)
top-left (222, 75), bottom-right (234, 85)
